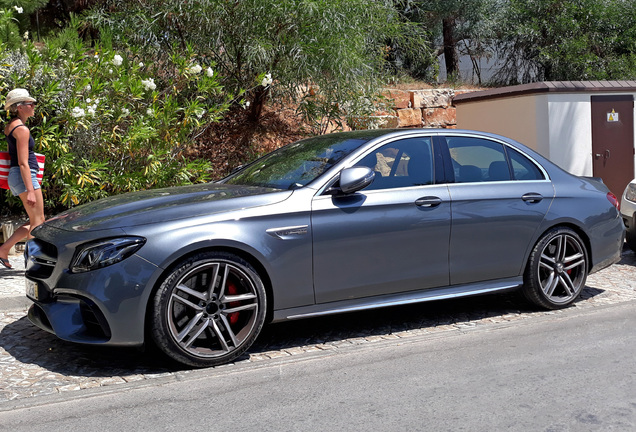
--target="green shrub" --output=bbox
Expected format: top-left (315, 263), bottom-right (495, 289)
top-left (1, 17), bottom-right (240, 212)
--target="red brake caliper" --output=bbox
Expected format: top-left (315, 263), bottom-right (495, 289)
top-left (227, 281), bottom-right (240, 325)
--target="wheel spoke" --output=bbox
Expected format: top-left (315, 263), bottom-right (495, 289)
top-left (171, 291), bottom-right (204, 311)
top-left (206, 263), bottom-right (221, 300)
top-left (175, 284), bottom-right (207, 303)
top-left (559, 273), bottom-right (576, 296)
top-left (222, 293), bottom-right (257, 303)
top-left (219, 314), bottom-right (240, 347)
top-left (176, 312), bottom-right (205, 343)
top-left (542, 272), bottom-right (558, 297)
top-left (224, 303), bottom-right (257, 314)
top-left (210, 319), bottom-right (230, 352)
top-left (183, 319), bottom-right (209, 348)
top-left (219, 264), bottom-right (231, 297)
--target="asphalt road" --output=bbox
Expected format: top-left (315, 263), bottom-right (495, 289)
top-left (1, 300), bottom-right (634, 432)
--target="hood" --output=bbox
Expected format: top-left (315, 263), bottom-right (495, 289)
top-left (45, 183), bottom-right (291, 232)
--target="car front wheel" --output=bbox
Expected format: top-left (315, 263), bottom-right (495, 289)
top-left (523, 227), bottom-right (588, 309)
top-left (151, 251), bottom-right (267, 368)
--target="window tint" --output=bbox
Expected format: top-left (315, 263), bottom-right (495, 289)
top-left (356, 137), bottom-right (433, 190)
top-left (508, 147), bottom-right (545, 180)
top-left (446, 136), bottom-right (510, 183)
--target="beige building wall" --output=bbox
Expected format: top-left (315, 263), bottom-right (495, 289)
top-left (456, 95), bottom-right (542, 153)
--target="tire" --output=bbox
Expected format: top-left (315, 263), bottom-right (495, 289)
top-left (625, 230), bottom-right (636, 252)
top-left (523, 227), bottom-right (588, 310)
top-left (151, 251), bottom-right (267, 368)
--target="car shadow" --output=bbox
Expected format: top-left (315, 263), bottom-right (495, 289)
top-left (0, 286), bottom-right (606, 379)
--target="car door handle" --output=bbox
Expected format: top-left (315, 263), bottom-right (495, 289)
top-left (415, 196), bottom-right (442, 207)
top-left (522, 193), bottom-right (543, 203)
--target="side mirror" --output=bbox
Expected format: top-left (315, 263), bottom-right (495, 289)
top-left (326, 166), bottom-right (375, 195)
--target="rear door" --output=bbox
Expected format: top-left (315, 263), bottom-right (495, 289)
top-left (441, 134), bottom-right (554, 284)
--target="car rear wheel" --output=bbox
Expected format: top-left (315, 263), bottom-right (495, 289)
top-left (151, 251), bottom-right (266, 367)
top-left (523, 227), bottom-right (588, 309)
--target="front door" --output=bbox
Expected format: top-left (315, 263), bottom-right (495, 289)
top-left (311, 136), bottom-right (451, 304)
top-left (591, 95), bottom-right (634, 196)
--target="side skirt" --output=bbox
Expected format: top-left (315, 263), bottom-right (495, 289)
top-left (272, 277), bottom-right (523, 322)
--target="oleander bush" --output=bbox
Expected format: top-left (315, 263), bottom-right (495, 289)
top-left (0, 13), bottom-right (245, 212)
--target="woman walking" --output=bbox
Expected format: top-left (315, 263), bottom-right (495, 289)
top-left (0, 89), bottom-right (45, 269)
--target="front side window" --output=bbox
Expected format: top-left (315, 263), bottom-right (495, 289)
top-left (356, 137), bottom-right (434, 190)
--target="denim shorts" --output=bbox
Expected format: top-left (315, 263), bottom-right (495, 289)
top-left (8, 166), bottom-right (40, 196)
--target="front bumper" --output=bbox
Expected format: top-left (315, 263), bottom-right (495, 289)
top-left (25, 235), bottom-right (160, 346)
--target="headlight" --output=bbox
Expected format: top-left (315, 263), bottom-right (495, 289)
top-left (626, 183), bottom-right (636, 202)
top-left (71, 237), bottom-right (146, 273)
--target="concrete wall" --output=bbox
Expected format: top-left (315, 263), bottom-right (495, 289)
top-left (546, 94), bottom-right (593, 176)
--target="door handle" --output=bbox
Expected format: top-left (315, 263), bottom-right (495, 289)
top-left (522, 193), bottom-right (543, 203)
top-left (415, 196), bottom-right (442, 207)
top-left (605, 149), bottom-right (611, 159)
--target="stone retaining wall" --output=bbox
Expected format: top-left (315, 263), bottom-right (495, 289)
top-left (354, 88), bottom-right (477, 129)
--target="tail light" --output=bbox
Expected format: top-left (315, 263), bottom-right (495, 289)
top-left (607, 192), bottom-right (620, 210)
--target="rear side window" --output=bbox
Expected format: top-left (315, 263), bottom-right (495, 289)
top-left (444, 136), bottom-right (545, 183)
top-left (508, 147), bottom-right (545, 180)
top-left (446, 136), bottom-right (510, 183)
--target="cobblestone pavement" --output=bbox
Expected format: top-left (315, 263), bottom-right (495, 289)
top-left (1, 247), bottom-right (636, 404)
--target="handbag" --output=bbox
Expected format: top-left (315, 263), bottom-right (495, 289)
top-left (0, 151), bottom-right (45, 190)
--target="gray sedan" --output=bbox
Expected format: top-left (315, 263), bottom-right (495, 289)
top-left (25, 129), bottom-right (624, 367)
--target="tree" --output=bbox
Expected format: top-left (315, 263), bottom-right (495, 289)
top-left (86, 0), bottom-right (429, 130)
top-left (494, 0), bottom-right (636, 84)
top-left (398, 0), bottom-right (497, 82)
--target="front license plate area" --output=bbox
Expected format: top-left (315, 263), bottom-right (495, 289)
top-left (26, 278), bottom-right (39, 301)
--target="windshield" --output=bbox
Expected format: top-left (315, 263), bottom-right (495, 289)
top-left (223, 131), bottom-right (384, 189)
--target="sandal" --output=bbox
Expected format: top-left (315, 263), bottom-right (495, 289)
top-left (0, 257), bottom-right (12, 269)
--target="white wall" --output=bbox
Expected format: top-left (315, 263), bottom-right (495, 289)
top-left (546, 94), bottom-right (592, 176)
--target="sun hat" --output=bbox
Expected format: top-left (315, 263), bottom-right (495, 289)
top-left (4, 88), bottom-right (36, 110)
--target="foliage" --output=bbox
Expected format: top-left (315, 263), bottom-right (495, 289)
top-left (494, 0), bottom-right (636, 84)
top-left (85, 0), bottom-right (430, 133)
top-left (1, 16), bottom-right (236, 211)
top-left (395, 0), bottom-right (499, 83)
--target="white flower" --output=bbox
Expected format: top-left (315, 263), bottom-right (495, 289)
top-left (86, 98), bottom-right (92, 103)
top-left (146, 108), bottom-right (154, 116)
top-left (141, 78), bottom-right (156, 91)
top-left (87, 105), bottom-right (96, 116)
top-left (139, 62), bottom-right (144, 68)
top-left (71, 107), bottom-right (85, 118)
top-left (206, 67), bottom-right (214, 77)
top-left (121, 108), bottom-right (130, 116)
top-left (112, 54), bottom-right (123, 66)
top-left (13, 6), bottom-right (23, 14)
top-left (243, 101), bottom-right (251, 109)
top-left (23, 31), bottom-right (28, 40)
top-left (94, 53), bottom-right (99, 60)
top-left (109, 69), bottom-right (113, 74)
top-left (261, 73), bottom-right (273, 87)
top-left (188, 64), bottom-right (202, 74)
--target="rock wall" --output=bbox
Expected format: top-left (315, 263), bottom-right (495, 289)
top-left (353, 88), bottom-right (477, 129)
